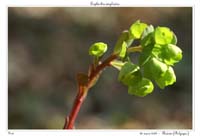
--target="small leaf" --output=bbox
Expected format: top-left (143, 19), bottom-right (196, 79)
top-left (89, 42), bottom-right (107, 57)
top-left (126, 39), bottom-right (134, 47)
top-left (129, 20), bottom-right (148, 39)
top-left (128, 78), bottom-right (154, 97)
top-left (119, 42), bottom-right (127, 58)
top-left (154, 27), bottom-right (173, 45)
top-left (118, 62), bottom-right (141, 86)
top-left (114, 31), bottom-right (129, 54)
top-left (141, 25), bottom-right (154, 40)
top-left (155, 66), bottom-right (176, 89)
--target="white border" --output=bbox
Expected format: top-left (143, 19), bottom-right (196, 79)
top-left (0, 1), bottom-right (8, 136)
top-left (6, 0), bottom-right (196, 7)
top-left (1, 0), bottom-right (200, 136)
top-left (194, 1), bottom-right (200, 134)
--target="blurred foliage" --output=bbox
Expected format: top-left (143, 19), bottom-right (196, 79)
top-left (8, 7), bottom-right (192, 129)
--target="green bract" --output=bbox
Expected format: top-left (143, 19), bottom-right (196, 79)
top-left (128, 78), bottom-right (154, 97)
top-left (144, 57), bottom-right (168, 79)
top-left (89, 42), bottom-right (107, 57)
top-left (154, 27), bottom-right (173, 45)
top-left (129, 20), bottom-right (148, 39)
top-left (155, 66), bottom-right (176, 89)
top-left (151, 44), bottom-right (182, 66)
top-left (151, 44), bottom-right (163, 59)
top-left (163, 44), bottom-right (182, 65)
top-left (118, 62), bottom-right (141, 86)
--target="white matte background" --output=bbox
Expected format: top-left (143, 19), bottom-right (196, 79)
top-left (1, 0), bottom-right (200, 136)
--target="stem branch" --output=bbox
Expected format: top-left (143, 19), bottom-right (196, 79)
top-left (63, 54), bottom-right (117, 129)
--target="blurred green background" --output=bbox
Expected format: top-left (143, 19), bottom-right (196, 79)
top-left (8, 7), bottom-right (192, 129)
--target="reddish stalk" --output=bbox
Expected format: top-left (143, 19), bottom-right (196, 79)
top-left (63, 54), bottom-right (117, 129)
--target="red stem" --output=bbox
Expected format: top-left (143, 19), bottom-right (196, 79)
top-left (64, 86), bottom-right (87, 129)
top-left (63, 54), bottom-right (117, 129)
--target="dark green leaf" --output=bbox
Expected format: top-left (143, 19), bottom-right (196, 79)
top-left (141, 32), bottom-right (155, 48)
top-left (139, 43), bottom-right (154, 66)
top-left (141, 25), bottom-right (154, 40)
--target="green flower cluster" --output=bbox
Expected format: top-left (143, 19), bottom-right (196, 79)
top-left (88, 20), bottom-right (182, 97)
top-left (113, 20), bottom-right (182, 97)
top-left (140, 25), bottom-right (182, 89)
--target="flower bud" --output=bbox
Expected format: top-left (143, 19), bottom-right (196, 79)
top-left (89, 42), bottom-right (107, 57)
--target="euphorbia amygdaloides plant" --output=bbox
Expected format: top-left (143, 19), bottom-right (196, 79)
top-left (63, 20), bottom-right (182, 129)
